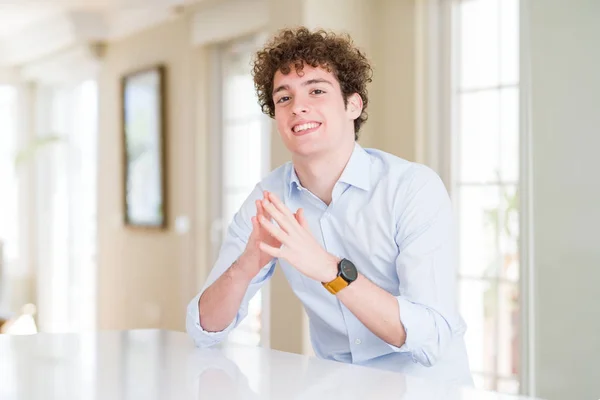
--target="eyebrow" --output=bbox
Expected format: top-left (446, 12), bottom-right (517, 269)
top-left (272, 78), bottom-right (334, 96)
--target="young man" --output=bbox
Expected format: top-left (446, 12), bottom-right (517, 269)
top-left (186, 27), bottom-right (473, 386)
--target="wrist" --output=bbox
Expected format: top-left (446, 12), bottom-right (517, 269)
top-left (231, 252), bottom-right (259, 282)
top-left (322, 254), bottom-right (341, 283)
top-left (321, 257), bottom-right (359, 295)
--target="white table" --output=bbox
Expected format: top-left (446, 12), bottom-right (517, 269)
top-left (0, 329), bottom-right (541, 399)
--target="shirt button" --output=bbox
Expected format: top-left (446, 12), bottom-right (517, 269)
top-left (355, 339), bottom-right (361, 345)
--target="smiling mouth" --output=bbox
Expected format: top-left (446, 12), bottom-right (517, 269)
top-left (292, 122), bottom-right (321, 135)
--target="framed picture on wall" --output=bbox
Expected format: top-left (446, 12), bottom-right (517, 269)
top-left (121, 65), bottom-right (167, 229)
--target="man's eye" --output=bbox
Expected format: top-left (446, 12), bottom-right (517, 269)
top-left (311, 89), bottom-right (325, 95)
top-left (277, 96), bottom-right (290, 103)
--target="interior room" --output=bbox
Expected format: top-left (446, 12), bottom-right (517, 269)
top-left (0, 0), bottom-right (598, 399)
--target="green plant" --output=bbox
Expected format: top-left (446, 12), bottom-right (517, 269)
top-left (13, 135), bottom-right (64, 169)
top-left (481, 172), bottom-right (520, 317)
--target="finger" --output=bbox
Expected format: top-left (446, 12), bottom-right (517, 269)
top-left (257, 199), bottom-right (273, 221)
top-left (267, 191), bottom-right (295, 218)
top-left (262, 198), bottom-right (294, 233)
top-left (262, 190), bottom-right (272, 214)
top-left (295, 208), bottom-right (310, 230)
top-left (256, 200), bottom-right (265, 219)
top-left (258, 241), bottom-right (282, 258)
top-left (258, 215), bottom-right (288, 244)
top-left (248, 216), bottom-right (259, 245)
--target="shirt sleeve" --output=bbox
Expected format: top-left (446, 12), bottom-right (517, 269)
top-left (186, 184), bottom-right (276, 348)
top-left (388, 165), bottom-right (463, 367)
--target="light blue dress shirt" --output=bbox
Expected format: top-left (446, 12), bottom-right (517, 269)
top-left (187, 143), bottom-right (473, 386)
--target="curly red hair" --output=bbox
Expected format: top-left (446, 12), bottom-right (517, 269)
top-left (252, 27), bottom-right (373, 140)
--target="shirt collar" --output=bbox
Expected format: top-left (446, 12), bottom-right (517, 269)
top-left (287, 142), bottom-right (372, 195)
top-left (337, 142), bottom-right (372, 191)
top-left (288, 165), bottom-right (302, 196)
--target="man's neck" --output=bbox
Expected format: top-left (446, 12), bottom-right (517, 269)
top-left (292, 141), bottom-right (355, 206)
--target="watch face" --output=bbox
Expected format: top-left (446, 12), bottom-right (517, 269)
top-left (340, 259), bottom-right (358, 282)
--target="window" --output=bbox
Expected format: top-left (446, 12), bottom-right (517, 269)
top-left (451, 0), bottom-right (521, 394)
top-left (0, 86), bottom-right (19, 284)
top-left (213, 35), bottom-right (271, 347)
top-left (34, 80), bottom-right (98, 332)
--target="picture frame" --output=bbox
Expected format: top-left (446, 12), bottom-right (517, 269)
top-left (121, 65), bottom-right (167, 229)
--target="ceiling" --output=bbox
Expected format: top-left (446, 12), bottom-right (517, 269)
top-left (0, 0), bottom-right (203, 67)
top-left (0, 5), bottom-right (61, 38)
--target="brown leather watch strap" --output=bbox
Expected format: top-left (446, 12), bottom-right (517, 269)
top-left (322, 276), bottom-right (349, 295)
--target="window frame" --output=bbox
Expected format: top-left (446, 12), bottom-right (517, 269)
top-left (429, 0), bottom-right (533, 395)
top-left (209, 33), bottom-right (272, 349)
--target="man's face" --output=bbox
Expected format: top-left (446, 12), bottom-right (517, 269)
top-left (272, 65), bottom-right (362, 158)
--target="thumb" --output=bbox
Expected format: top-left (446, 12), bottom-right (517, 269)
top-left (249, 216), bottom-right (259, 243)
top-left (295, 208), bottom-right (309, 229)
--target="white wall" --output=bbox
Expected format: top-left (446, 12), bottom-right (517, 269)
top-left (527, 1), bottom-right (600, 399)
top-left (97, 15), bottom-right (199, 331)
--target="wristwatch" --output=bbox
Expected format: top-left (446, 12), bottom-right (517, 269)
top-left (322, 258), bottom-right (358, 295)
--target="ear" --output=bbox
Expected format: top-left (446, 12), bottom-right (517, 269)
top-left (346, 93), bottom-right (363, 120)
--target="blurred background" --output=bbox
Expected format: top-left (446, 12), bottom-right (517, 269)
top-left (0, 0), bottom-right (598, 399)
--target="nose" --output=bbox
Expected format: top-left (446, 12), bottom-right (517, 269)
top-left (291, 98), bottom-right (309, 115)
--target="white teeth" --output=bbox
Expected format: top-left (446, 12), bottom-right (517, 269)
top-left (293, 122), bottom-right (320, 132)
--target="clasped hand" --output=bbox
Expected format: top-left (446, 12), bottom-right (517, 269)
top-left (255, 191), bottom-right (338, 283)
